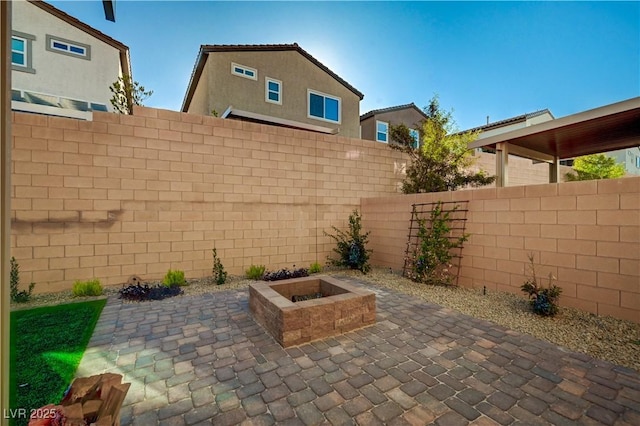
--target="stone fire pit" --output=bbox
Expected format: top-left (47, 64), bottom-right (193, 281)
top-left (249, 276), bottom-right (376, 347)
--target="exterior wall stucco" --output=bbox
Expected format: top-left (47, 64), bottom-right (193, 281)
top-left (11, 0), bottom-right (123, 109)
top-left (361, 177), bottom-right (640, 323)
top-left (361, 108), bottom-right (425, 143)
top-left (187, 50), bottom-right (361, 138)
top-left (475, 111), bottom-right (554, 140)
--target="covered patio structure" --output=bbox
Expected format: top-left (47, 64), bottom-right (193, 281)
top-left (468, 97), bottom-right (640, 186)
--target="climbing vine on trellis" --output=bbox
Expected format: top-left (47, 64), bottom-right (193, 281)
top-left (403, 201), bottom-right (468, 285)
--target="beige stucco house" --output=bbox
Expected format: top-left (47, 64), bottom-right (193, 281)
top-left (468, 109), bottom-right (555, 140)
top-left (360, 103), bottom-right (427, 146)
top-left (11, 0), bottom-right (131, 119)
top-left (181, 44), bottom-right (364, 138)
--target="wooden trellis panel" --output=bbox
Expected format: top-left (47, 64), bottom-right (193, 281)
top-left (402, 201), bottom-right (469, 285)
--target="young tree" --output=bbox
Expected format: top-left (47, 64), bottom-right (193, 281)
top-left (565, 154), bottom-right (626, 181)
top-left (109, 74), bottom-right (153, 114)
top-left (389, 96), bottom-right (495, 193)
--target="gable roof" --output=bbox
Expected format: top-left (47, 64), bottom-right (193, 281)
top-left (27, 0), bottom-right (131, 76)
top-left (466, 109), bottom-right (554, 133)
top-left (181, 43), bottom-right (364, 112)
top-left (359, 103), bottom-right (428, 122)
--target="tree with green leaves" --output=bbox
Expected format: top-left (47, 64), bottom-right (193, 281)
top-left (565, 154), bottom-right (626, 181)
top-left (109, 74), bottom-right (153, 114)
top-left (389, 96), bottom-right (495, 193)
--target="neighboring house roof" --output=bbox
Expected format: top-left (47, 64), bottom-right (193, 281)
top-left (27, 0), bottom-right (131, 76)
top-left (468, 97), bottom-right (640, 161)
top-left (466, 109), bottom-right (555, 133)
top-left (359, 103), bottom-right (428, 121)
top-left (181, 43), bottom-right (364, 112)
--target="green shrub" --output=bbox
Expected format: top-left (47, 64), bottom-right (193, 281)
top-left (72, 279), bottom-right (103, 297)
top-left (246, 264), bottom-right (266, 280)
top-left (521, 253), bottom-right (562, 316)
top-left (212, 248), bottom-right (227, 285)
top-left (163, 269), bottom-right (186, 286)
top-left (325, 209), bottom-right (371, 274)
top-left (10, 257), bottom-right (35, 303)
top-left (309, 262), bottom-right (322, 274)
top-left (408, 202), bottom-right (468, 285)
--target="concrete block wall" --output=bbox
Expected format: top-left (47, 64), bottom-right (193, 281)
top-left (361, 177), bottom-right (640, 323)
top-left (10, 106), bottom-right (407, 292)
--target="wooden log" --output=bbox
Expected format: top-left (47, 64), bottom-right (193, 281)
top-left (60, 375), bottom-right (101, 405)
top-left (82, 399), bottom-right (103, 422)
top-left (96, 374), bottom-right (123, 400)
top-left (90, 414), bottom-right (112, 426)
top-left (96, 383), bottom-right (130, 424)
top-left (61, 402), bottom-right (83, 420)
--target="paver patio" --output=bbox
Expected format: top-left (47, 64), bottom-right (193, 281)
top-left (76, 277), bottom-right (640, 425)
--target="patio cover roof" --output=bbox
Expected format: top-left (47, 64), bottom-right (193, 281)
top-left (468, 97), bottom-right (640, 163)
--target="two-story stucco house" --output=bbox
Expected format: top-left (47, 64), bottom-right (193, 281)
top-left (360, 103), bottom-right (427, 146)
top-left (181, 43), bottom-right (364, 138)
top-left (11, 0), bottom-right (131, 119)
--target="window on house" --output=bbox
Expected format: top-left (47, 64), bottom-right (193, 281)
top-left (12, 37), bottom-right (26, 66)
top-left (46, 35), bottom-right (90, 60)
top-left (11, 31), bottom-right (35, 73)
top-left (265, 78), bottom-right (281, 104)
top-left (231, 62), bottom-right (257, 80)
top-left (308, 90), bottom-right (340, 123)
top-left (636, 156), bottom-right (640, 169)
top-left (409, 128), bottom-right (420, 148)
top-left (376, 121), bottom-right (388, 143)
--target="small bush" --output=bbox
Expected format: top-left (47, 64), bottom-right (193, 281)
top-left (72, 279), bottom-right (103, 297)
top-left (162, 269), bottom-right (186, 286)
top-left (10, 256), bottom-right (35, 303)
top-left (309, 262), bottom-right (322, 274)
top-left (521, 253), bottom-right (562, 316)
top-left (119, 283), bottom-right (183, 302)
top-left (246, 264), bottom-right (266, 280)
top-left (325, 209), bottom-right (372, 274)
top-left (263, 266), bottom-right (309, 282)
top-left (212, 248), bottom-right (228, 285)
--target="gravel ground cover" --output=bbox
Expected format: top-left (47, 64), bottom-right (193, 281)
top-left (12, 268), bottom-right (640, 372)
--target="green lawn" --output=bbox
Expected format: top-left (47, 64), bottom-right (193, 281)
top-left (10, 299), bottom-right (106, 424)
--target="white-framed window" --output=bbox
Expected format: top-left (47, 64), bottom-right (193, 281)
top-left (636, 156), bottom-right (640, 169)
top-left (376, 121), bottom-right (388, 143)
top-left (231, 62), bottom-right (257, 80)
top-left (46, 35), bottom-right (90, 60)
top-left (265, 77), bottom-right (282, 104)
top-left (11, 31), bottom-right (35, 73)
top-left (308, 89), bottom-right (341, 123)
top-left (409, 128), bottom-right (420, 148)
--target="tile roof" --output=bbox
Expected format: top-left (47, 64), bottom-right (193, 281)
top-left (359, 103), bottom-right (428, 121)
top-left (181, 43), bottom-right (363, 112)
top-left (465, 109), bottom-right (554, 133)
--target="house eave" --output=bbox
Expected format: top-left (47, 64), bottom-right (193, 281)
top-left (222, 106), bottom-right (338, 134)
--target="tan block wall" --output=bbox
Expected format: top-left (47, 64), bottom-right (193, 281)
top-left (361, 177), bottom-right (640, 323)
top-left (11, 106), bottom-right (406, 293)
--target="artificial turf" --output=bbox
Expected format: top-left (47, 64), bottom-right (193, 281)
top-left (10, 299), bottom-right (106, 424)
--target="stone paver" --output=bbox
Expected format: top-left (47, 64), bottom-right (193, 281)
top-left (76, 277), bottom-right (640, 425)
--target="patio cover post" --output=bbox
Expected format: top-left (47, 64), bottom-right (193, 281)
top-left (1, 0), bottom-right (11, 422)
top-left (549, 156), bottom-right (560, 183)
top-left (495, 142), bottom-right (508, 187)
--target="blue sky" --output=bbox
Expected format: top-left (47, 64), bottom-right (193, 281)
top-left (48, 0), bottom-right (639, 130)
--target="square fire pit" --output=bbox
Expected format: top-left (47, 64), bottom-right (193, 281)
top-left (249, 276), bottom-right (376, 347)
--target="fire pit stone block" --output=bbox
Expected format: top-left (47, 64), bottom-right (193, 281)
top-left (249, 276), bottom-right (376, 347)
